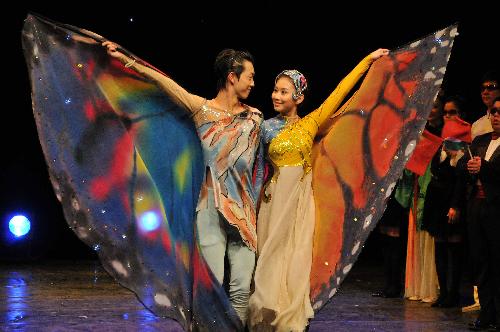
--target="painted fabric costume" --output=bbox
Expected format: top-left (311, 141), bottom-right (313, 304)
top-left (22, 14), bottom-right (261, 332)
top-left (193, 104), bottom-right (262, 252)
top-left (250, 25), bottom-right (457, 331)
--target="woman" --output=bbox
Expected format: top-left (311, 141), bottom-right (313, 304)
top-left (403, 97), bottom-right (444, 303)
top-left (421, 95), bottom-right (470, 308)
top-left (249, 48), bottom-right (389, 331)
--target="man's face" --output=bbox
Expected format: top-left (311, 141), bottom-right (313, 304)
top-left (480, 80), bottom-right (500, 109)
top-left (233, 60), bottom-right (255, 100)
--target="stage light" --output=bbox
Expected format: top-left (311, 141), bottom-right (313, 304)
top-left (138, 211), bottom-right (161, 232)
top-left (8, 215), bottom-right (31, 237)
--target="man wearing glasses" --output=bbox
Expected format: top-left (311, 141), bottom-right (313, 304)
top-left (463, 72), bottom-right (500, 315)
top-left (472, 71), bottom-right (500, 139)
top-left (466, 97), bottom-right (500, 330)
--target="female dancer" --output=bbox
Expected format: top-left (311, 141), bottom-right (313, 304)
top-left (249, 48), bottom-right (388, 331)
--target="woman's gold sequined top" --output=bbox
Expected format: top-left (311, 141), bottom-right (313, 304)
top-left (266, 55), bottom-right (374, 176)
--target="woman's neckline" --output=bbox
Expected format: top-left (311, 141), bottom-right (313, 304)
top-left (278, 114), bottom-right (300, 125)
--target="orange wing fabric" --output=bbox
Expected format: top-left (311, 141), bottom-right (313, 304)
top-left (310, 25), bottom-right (457, 310)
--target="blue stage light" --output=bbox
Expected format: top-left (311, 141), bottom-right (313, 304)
top-left (8, 215), bottom-right (31, 237)
top-left (138, 211), bottom-right (161, 232)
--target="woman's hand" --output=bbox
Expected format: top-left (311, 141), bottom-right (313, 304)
top-left (370, 48), bottom-right (390, 60)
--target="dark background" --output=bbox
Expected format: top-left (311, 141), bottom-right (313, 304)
top-left (0, 2), bottom-right (496, 261)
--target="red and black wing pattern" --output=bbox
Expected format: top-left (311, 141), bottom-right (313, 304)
top-left (310, 25), bottom-right (457, 310)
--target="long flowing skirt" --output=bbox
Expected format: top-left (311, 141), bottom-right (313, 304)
top-left (405, 211), bottom-right (439, 302)
top-left (249, 166), bottom-right (315, 332)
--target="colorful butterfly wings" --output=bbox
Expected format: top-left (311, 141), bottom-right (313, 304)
top-left (22, 14), bottom-right (241, 331)
top-left (310, 25), bottom-right (457, 309)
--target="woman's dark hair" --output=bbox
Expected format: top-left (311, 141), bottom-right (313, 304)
top-left (433, 96), bottom-right (444, 112)
top-left (444, 95), bottom-right (467, 119)
top-left (213, 49), bottom-right (254, 91)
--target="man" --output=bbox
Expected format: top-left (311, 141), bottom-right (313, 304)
top-left (463, 71), bottom-right (500, 313)
top-left (104, 42), bottom-right (263, 326)
top-left (466, 97), bottom-right (500, 330)
top-left (472, 71), bottom-right (500, 139)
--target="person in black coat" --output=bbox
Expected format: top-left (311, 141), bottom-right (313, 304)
top-left (422, 95), bottom-right (469, 308)
top-left (464, 96), bottom-right (500, 330)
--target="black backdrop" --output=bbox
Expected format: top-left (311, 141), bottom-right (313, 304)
top-left (1, 1), bottom-right (496, 260)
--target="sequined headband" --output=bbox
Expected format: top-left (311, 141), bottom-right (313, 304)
top-left (276, 69), bottom-right (308, 100)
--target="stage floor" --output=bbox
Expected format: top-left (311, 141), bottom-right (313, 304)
top-left (1, 259), bottom-right (477, 331)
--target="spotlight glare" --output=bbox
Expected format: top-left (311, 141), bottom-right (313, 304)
top-left (9, 215), bottom-right (31, 237)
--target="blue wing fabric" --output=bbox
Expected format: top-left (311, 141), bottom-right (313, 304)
top-left (22, 14), bottom-right (242, 331)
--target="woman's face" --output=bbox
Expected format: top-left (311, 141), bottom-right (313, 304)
top-left (443, 101), bottom-right (461, 120)
top-left (272, 76), bottom-right (299, 114)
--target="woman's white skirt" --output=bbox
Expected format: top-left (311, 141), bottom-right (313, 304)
top-left (249, 166), bottom-right (315, 332)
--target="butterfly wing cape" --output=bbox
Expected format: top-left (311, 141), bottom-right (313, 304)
top-left (22, 14), bottom-right (242, 331)
top-left (310, 25), bottom-right (457, 309)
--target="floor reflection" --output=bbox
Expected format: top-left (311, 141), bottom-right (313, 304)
top-left (5, 272), bottom-right (28, 327)
top-left (0, 260), bottom-right (475, 331)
